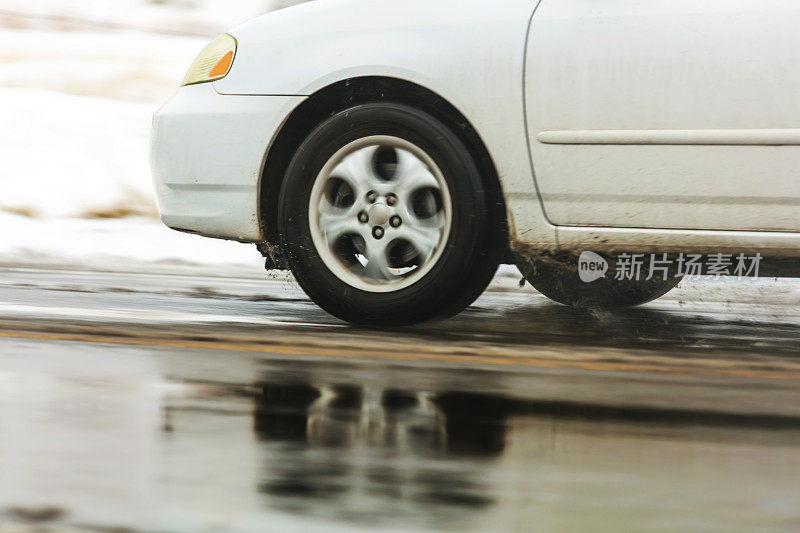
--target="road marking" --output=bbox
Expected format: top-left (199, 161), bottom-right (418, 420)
top-left (1, 329), bottom-right (799, 382)
top-left (0, 303), bottom-right (335, 328)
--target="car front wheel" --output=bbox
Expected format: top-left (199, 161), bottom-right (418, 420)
top-left (279, 103), bottom-right (502, 325)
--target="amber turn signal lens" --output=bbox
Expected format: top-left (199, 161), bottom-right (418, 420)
top-left (209, 51), bottom-right (234, 78)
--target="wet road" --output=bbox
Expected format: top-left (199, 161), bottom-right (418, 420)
top-left (1, 267), bottom-right (800, 532)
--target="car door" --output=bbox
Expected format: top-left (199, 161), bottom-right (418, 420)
top-left (524, 0), bottom-right (800, 232)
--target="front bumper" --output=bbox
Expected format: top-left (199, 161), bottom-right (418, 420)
top-left (150, 83), bottom-right (305, 242)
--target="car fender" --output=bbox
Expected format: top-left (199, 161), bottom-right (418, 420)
top-left (214, 0), bottom-right (556, 248)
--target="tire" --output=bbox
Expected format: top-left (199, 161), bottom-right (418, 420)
top-left (278, 103), bottom-right (503, 326)
top-left (517, 253), bottom-right (681, 309)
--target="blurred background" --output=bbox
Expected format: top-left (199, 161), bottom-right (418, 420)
top-left (0, 0), bottom-right (307, 272)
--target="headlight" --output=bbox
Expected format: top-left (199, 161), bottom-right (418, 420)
top-left (182, 34), bottom-right (238, 86)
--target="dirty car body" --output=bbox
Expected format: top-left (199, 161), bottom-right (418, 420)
top-left (151, 0), bottom-right (800, 324)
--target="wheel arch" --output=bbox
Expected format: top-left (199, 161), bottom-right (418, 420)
top-left (258, 76), bottom-right (509, 255)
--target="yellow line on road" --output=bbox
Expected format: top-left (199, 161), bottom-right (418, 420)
top-left (1, 329), bottom-right (799, 381)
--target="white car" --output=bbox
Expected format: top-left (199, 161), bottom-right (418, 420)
top-left (151, 0), bottom-right (800, 325)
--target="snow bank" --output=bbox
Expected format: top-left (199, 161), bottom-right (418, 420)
top-left (0, 211), bottom-right (264, 271)
top-left (0, 20), bottom-right (271, 273)
top-left (1, 87), bottom-right (158, 219)
top-left (0, 24), bottom-right (207, 217)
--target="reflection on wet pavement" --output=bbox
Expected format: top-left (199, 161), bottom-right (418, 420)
top-left (253, 382), bottom-right (501, 528)
top-left (2, 339), bottom-right (800, 532)
top-left (2, 270), bottom-right (800, 531)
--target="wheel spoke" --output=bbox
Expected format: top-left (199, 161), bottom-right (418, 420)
top-left (395, 224), bottom-right (442, 264)
top-left (394, 149), bottom-right (440, 196)
top-left (363, 240), bottom-right (394, 281)
top-left (318, 207), bottom-right (361, 244)
top-left (330, 145), bottom-right (379, 196)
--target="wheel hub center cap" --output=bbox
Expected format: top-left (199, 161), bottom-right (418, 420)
top-left (369, 202), bottom-right (391, 226)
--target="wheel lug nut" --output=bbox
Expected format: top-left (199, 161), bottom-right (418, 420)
top-left (386, 194), bottom-right (397, 206)
top-left (358, 211), bottom-right (369, 223)
top-left (372, 226), bottom-right (385, 240)
top-left (390, 215), bottom-right (402, 228)
top-left (366, 191), bottom-right (378, 203)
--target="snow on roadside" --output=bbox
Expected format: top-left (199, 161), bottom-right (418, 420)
top-left (1, 87), bottom-right (158, 218)
top-left (0, 26), bottom-right (240, 272)
top-left (0, 211), bottom-right (265, 273)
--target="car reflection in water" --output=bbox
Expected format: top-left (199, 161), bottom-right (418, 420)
top-left (5, 350), bottom-right (799, 531)
top-left (252, 380), bottom-right (512, 528)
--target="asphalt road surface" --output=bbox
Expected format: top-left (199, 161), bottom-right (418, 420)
top-left (1, 266), bottom-right (800, 532)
